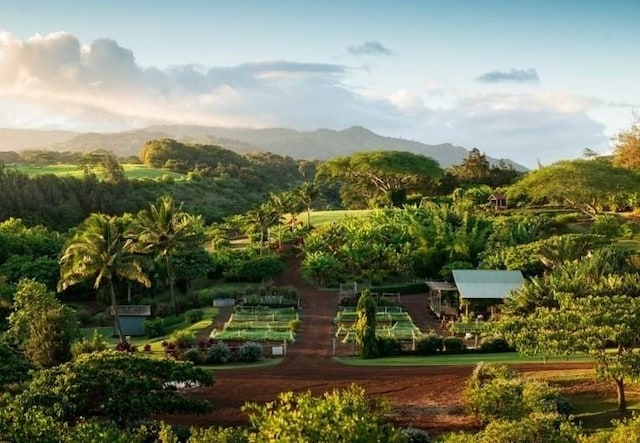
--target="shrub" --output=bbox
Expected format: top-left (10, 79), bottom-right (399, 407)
top-left (144, 317), bottom-right (166, 339)
top-left (443, 337), bottom-right (466, 354)
top-left (376, 337), bottom-right (403, 357)
top-left (169, 330), bottom-right (196, 349)
top-left (237, 342), bottom-right (263, 362)
top-left (402, 427), bottom-right (431, 443)
top-left (182, 348), bottom-right (203, 364)
top-left (207, 341), bottom-right (232, 364)
top-left (186, 309), bottom-right (204, 324)
top-left (479, 336), bottom-right (512, 353)
top-left (416, 333), bottom-right (444, 355)
top-left (468, 413), bottom-right (582, 443)
top-left (75, 309), bottom-right (92, 326)
top-left (591, 214), bottom-right (621, 237)
top-left (71, 330), bottom-right (109, 358)
top-left (464, 362), bottom-right (571, 423)
top-left (94, 312), bottom-right (110, 327)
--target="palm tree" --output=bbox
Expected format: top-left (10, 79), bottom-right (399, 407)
top-left (296, 181), bottom-right (320, 228)
top-left (58, 213), bottom-right (151, 343)
top-left (244, 202), bottom-right (281, 257)
top-left (138, 196), bottom-right (204, 315)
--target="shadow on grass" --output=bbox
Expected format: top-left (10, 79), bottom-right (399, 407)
top-left (571, 394), bottom-right (640, 430)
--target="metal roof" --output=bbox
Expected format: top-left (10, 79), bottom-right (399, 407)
top-left (452, 270), bottom-right (524, 299)
top-left (110, 305), bottom-right (152, 316)
top-left (425, 281), bottom-right (458, 292)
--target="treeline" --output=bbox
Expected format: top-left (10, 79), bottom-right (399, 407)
top-left (0, 142), bottom-right (320, 230)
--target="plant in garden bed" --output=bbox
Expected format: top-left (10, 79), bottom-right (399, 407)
top-left (207, 341), bottom-right (232, 364)
top-left (238, 342), bottom-right (263, 362)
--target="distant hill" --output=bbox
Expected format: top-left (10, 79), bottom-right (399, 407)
top-left (0, 125), bottom-right (527, 170)
top-left (0, 128), bottom-right (78, 149)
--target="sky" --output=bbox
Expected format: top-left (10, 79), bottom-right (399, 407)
top-left (0, 0), bottom-right (638, 167)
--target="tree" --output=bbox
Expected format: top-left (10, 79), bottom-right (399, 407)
top-left (508, 159), bottom-right (639, 218)
top-left (316, 150), bottom-right (441, 208)
top-left (58, 213), bottom-right (151, 343)
top-left (355, 289), bottom-right (378, 359)
top-left (242, 385), bottom-right (403, 443)
top-left (500, 293), bottom-right (640, 412)
top-left (449, 148), bottom-right (492, 186)
top-left (295, 181), bottom-right (320, 227)
top-left (138, 196), bottom-right (204, 315)
top-left (8, 278), bottom-right (79, 368)
top-left (242, 202), bottom-right (281, 257)
top-left (16, 351), bottom-right (213, 428)
top-left (612, 118), bottom-right (640, 170)
top-left (15, 350), bottom-right (213, 428)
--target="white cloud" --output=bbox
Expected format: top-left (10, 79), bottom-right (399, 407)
top-left (0, 31), bottom-right (614, 166)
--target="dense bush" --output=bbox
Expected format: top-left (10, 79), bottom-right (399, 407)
top-left (402, 427), bottom-right (431, 443)
top-left (207, 341), bottom-right (232, 364)
top-left (224, 257), bottom-right (284, 282)
top-left (169, 330), bottom-right (196, 349)
top-left (464, 362), bottom-right (571, 423)
top-left (237, 342), bottom-right (263, 362)
top-left (376, 337), bottom-right (403, 357)
top-left (186, 309), bottom-right (204, 324)
top-left (93, 312), bottom-right (110, 327)
top-left (182, 348), bottom-right (203, 364)
top-left (75, 309), bottom-right (92, 327)
top-left (443, 337), bottom-right (466, 354)
top-left (144, 317), bottom-right (167, 339)
top-left (479, 336), bottom-right (512, 353)
top-left (416, 333), bottom-right (444, 355)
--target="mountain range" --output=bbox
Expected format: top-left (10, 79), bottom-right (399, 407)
top-left (0, 125), bottom-right (527, 170)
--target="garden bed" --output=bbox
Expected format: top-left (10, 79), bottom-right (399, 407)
top-left (210, 306), bottom-right (299, 343)
top-left (334, 307), bottom-right (423, 343)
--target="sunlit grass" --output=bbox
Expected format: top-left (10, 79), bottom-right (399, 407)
top-left (10, 163), bottom-right (184, 180)
top-left (301, 209), bottom-right (372, 227)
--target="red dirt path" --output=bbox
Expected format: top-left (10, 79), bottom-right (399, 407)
top-left (170, 257), bottom-right (592, 435)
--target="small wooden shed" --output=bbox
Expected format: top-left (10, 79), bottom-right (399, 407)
top-left (111, 305), bottom-right (152, 336)
top-left (425, 281), bottom-right (458, 318)
top-left (488, 193), bottom-right (507, 210)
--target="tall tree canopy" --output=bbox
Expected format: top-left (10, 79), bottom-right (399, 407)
top-left (138, 196), bottom-right (204, 314)
top-left (58, 213), bottom-right (151, 342)
top-left (16, 351), bottom-right (213, 428)
top-left (316, 150), bottom-right (441, 208)
top-left (613, 118), bottom-right (640, 170)
top-left (508, 159), bottom-right (639, 217)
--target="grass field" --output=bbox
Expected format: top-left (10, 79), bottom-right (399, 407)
top-left (10, 163), bottom-right (184, 180)
top-left (302, 209), bottom-right (372, 227)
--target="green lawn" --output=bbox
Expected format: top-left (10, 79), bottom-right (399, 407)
top-left (336, 352), bottom-right (593, 366)
top-left (302, 209), bottom-right (372, 227)
top-left (10, 163), bottom-right (183, 180)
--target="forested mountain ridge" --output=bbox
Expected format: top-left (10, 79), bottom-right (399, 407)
top-left (0, 125), bottom-right (527, 170)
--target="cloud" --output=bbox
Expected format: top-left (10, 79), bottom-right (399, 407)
top-left (476, 68), bottom-right (540, 83)
top-left (0, 32), bottom-right (612, 167)
top-left (348, 41), bottom-right (393, 56)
